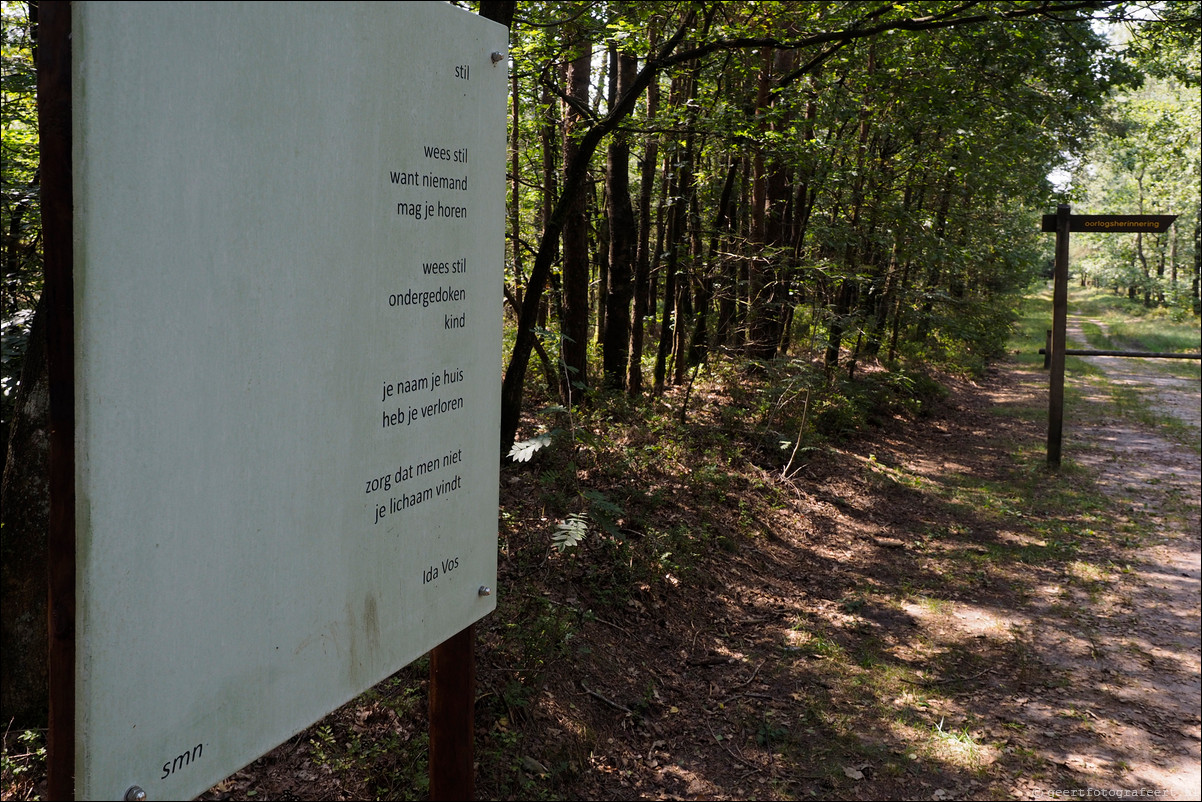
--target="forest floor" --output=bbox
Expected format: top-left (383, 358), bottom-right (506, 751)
top-left (200, 310), bottom-right (1198, 801)
top-left (4, 309), bottom-right (1199, 801)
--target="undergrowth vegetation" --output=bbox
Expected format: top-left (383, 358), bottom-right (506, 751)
top-left (470, 330), bottom-right (1009, 792)
top-left (0, 727), bottom-right (44, 802)
top-left (507, 344), bottom-right (953, 564)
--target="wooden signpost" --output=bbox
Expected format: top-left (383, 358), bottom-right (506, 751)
top-left (1042, 204), bottom-right (1180, 468)
top-left (41, 3), bottom-right (507, 799)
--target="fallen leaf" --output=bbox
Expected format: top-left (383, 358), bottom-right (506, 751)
top-left (843, 766), bottom-right (864, 780)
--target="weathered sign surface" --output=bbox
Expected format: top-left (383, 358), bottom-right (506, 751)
top-left (1041, 214), bottom-right (1178, 233)
top-left (71, 3), bottom-right (506, 798)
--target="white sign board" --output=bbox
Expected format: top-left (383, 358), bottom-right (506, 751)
top-left (71, 3), bottom-right (506, 798)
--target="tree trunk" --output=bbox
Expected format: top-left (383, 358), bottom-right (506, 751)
top-left (602, 50), bottom-right (638, 390)
top-left (539, 84), bottom-right (561, 398)
top-left (653, 129), bottom-right (682, 394)
top-left (1, 295), bottom-right (50, 727)
top-left (746, 49), bottom-right (775, 360)
top-left (508, 66), bottom-right (524, 308)
top-left (500, 11), bottom-right (697, 454)
top-left (671, 73), bottom-right (701, 385)
top-left (763, 48), bottom-right (797, 356)
top-left (914, 170), bottom-right (955, 343)
top-left (693, 159), bottom-right (738, 365)
top-left (559, 36), bottom-right (593, 402)
top-left (627, 38), bottom-right (660, 395)
top-left (654, 69), bottom-right (697, 392)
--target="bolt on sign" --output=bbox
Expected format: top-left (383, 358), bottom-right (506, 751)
top-left (54, 3), bottom-right (506, 798)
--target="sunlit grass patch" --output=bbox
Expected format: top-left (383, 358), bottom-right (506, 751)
top-left (910, 595), bottom-right (954, 615)
top-left (885, 713), bottom-right (998, 773)
top-left (1105, 384), bottom-right (1201, 453)
top-left (1067, 559), bottom-right (1108, 583)
top-left (929, 717), bottom-right (997, 770)
top-left (784, 625), bottom-right (846, 659)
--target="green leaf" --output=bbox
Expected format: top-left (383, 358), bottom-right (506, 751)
top-left (552, 514), bottom-right (589, 552)
top-left (508, 432), bottom-right (554, 462)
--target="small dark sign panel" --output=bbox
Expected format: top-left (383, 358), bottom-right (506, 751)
top-left (1041, 214), bottom-right (1178, 233)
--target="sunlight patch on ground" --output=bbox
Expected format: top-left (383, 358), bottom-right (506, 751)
top-left (886, 714), bottom-right (1000, 772)
top-left (901, 599), bottom-right (1027, 639)
top-left (996, 529), bottom-right (1047, 547)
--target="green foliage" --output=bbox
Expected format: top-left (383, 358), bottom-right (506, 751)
top-left (1, 728), bottom-right (46, 802)
top-left (551, 489), bottom-right (623, 552)
top-left (1071, 65), bottom-right (1201, 316)
top-left (755, 714), bottom-right (790, 749)
top-left (2, 1), bottom-right (42, 428)
top-left (551, 513), bottom-right (589, 552)
top-left (303, 675), bottom-right (431, 800)
top-left (509, 430), bottom-right (561, 463)
top-left (1119, 2), bottom-right (1202, 86)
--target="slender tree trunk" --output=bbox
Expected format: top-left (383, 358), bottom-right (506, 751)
top-left (865, 241), bottom-right (898, 358)
top-left (596, 173), bottom-right (608, 346)
top-left (1192, 219), bottom-right (1201, 314)
top-left (538, 85), bottom-right (560, 398)
top-left (914, 172), bottom-right (955, 342)
top-left (887, 259), bottom-right (913, 364)
top-left (627, 41), bottom-right (660, 395)
top-left (1135, 170), bottom-right (1153, 307)
top-left (1169, 223), bottom-right (1177, 291)
top-left (560, 35), bottom-right (593, 402)
top-left (695, 159), bottom-right (738, 363)
top-left (653, 113), bottom-right (683, 394)
top-left (746, 49), bottom-right (775, 359)
top-left (602, 50), bottom-right (637, 390)
top-left (509, 68), bottom-right (523, 307)
top-left (764, 48), bottom-right (798, 355)
top-left (825, 43), bottom-right (877, 375)
top-left (1137, 230), bottom-right (1152, 307)
top-left (671, 75), bottom-right (700, 385)
top-left (724, 159), bottom-right (753, 346)
top-left (671, 203), bottom-right (695, 385)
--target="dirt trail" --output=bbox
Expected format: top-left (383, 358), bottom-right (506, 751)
top-left (533, 348), bottom-right (1202, 801)
top-left (1054, 317), bottom-right (1202, 798)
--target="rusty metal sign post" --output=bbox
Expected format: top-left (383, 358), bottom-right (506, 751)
top-left (1041, 205), bottom-right (1180, 468)
top-left (39, 4), bottom-right (75, 799)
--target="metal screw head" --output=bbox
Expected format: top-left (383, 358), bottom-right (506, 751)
top-left (125, 786), bottom-right (147, 802)
top-left (478, 586), bottom-right (492, 596)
